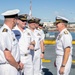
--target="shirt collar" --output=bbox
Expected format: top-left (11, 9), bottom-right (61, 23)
top-left (60, 28), bottom-right (67, 35)
top-left (4, 24), bottom-right (12, 32)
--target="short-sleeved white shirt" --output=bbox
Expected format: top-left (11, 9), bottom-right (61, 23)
top-left (38, 28), bottom-right (45, 40)
top-left (55, 28), bottom-right (73, 55)
top-left (13, 26), bottom-right (34, 54)
top-left (27, 29), bottom-right (43, 50)
top-left (0, 24), bottom-right (20, 63)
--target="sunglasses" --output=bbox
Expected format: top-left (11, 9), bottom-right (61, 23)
top-left (20, 20), bottom-right (27, 22)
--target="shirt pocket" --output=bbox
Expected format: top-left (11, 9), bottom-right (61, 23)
top-left (12, 37), bottom-right (18, 46)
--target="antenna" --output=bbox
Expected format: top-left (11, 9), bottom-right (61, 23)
top-left (29, 0), bottom-right (32, 18)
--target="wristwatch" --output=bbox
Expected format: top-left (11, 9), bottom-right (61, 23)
top-left (61, 64), bottom-right (65, 67)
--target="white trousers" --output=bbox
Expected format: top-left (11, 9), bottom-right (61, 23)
top-left (0, 64), bottom-right (19, 75)
top-left (33, 49), bottom-right (42, 75)
top-left (56, 55), bottom-right (72, 75)
top-left (20, 54), bottom-right (33, 75)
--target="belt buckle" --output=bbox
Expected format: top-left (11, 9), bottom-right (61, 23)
top-left (35, 50), bottom-right (37, 51)
top-left (24, 54), bottom-right (28, 56)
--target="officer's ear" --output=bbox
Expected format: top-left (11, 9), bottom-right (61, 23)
top-left (16, 19), bottom-right (20, 25)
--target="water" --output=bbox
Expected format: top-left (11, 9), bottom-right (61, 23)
top-left (70, 32), bottom-right (75, 40)
top-left (45, 31), bottom-right (75, 40)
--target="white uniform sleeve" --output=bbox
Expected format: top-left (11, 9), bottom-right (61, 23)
top-left (40, 34), bottom-right (44, 41)
top-left (62, 34), bottom-right (72, 49)
top-left (0, 33), bottom-right (12, 51)
top-left (41, 30), bottom-right (45, 40)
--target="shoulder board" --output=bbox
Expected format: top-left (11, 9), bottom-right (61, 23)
top-left (64, 31), bottom-right (68, 34)
top-left (2, 28), bottom-right (8, 32)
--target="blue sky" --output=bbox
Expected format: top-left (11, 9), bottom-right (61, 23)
top-left (0, 0), bottom-right (75, 22)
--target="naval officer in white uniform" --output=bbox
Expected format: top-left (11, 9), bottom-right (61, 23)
top-left (38, 22), bottom-right (45, 40)
top-left (54, 16), bottom-right (73, 75)
top-left (13, 14), bottom-right (34, 75)
top-left (34, 18), bottom-right (45, 74)
top-left (27, 17), bottom-right (45, 75)
top-left (0, 9), bottom-right (23, 75)
top-left (38, 22), bottom-right (45, 71)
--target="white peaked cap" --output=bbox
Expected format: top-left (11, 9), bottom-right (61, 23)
top-left (1, 9), bottom-right (20, 16)
top-left (56, 16), bottom-right (69, 22)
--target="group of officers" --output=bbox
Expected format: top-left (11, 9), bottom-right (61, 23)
top-left (0, 9), bottom-right (73, 75)
top-left (0, 9), bottom-right (45, 75)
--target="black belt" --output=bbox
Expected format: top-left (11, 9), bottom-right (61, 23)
top-left (0, 62), bottom-right (8, 65)
top-left (24, 54), bottom-right (28, 56)
top-left (0, 61), bottom-right (20, 65)
top-left (34, 48), bottom-right (40, 51)
top-left (34, 50), bottom-right (37, 51)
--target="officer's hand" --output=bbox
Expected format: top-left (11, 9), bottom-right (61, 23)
top-left (30, 41), bottom-right (35, 46)
top-left (41, 53), bottom-right (44, 59)
top-left (28, 45), bottom-right (34, 50)
top-left (19, 62), bottom-right (24, 70)
top-left (59, 66), bottom-right (65, 74)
